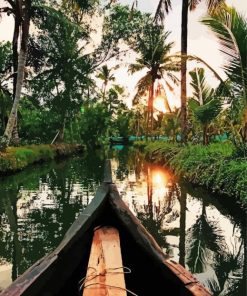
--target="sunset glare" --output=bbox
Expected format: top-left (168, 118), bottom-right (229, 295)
top-left (151, 170), bottom-right (167, 187)
top-left (153, 96), bottom-right (167, 113)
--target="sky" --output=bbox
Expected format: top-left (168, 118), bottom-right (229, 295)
top-left (114, 0), bottom-right (247, 107)
top-left (0, 0), bottom-right (246, 108)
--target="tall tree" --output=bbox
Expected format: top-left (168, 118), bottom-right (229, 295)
top-left (202, 6), bottom-right (247, 142)
top-left (129, 25), bottom-right (180, 135)
top-left (0, 42), bottom-right (12, 133)
top-left (0, 0), bottom-right (31, 149)
top-left (1, 1), bottom-right (26, 144)
top-left (29, 7), bottom-right (93, 143)
top-left (97, 65), bottom-right (116, 101)
top-left (155, 0), bottom-right (225, 143)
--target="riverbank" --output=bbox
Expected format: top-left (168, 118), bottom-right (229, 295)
top-left (0, 143), bottom-right (83, 175)
top-left (134, 141), bottom-right (247, 207)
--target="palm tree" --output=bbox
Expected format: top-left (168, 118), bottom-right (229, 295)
top-left (129, 25), bottom-right (180, 136)
top-left (97, 65), bottom-right (116, 101)
top-left (161, 108), bottom-right (180, 142)
top-left (188, 67), bottom-right (222, 144)
top-left (202, 6), bottom-right (247, 142)
top-left (155, 0), bottom-right (225, 143)
top-left (130, 104), bottom-right (145, 137)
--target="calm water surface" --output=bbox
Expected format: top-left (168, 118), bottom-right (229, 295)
top-left (0, 147), bottom-right (246, 295)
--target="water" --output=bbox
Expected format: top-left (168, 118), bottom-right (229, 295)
top-left (0, 147), bottom-right (246, 295)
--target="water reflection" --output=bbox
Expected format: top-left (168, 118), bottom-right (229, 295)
top-left (0, 148), bottom-right (246, 295)
top-left (0, 153), bottom-right (105, 292)
top-left (111, 148), bottom-right (246, 295)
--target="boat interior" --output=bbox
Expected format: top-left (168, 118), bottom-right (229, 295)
top-left (37, 195), bottom-right (182, 296)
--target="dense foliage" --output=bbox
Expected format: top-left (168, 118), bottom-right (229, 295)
top-left (0, 144), bottom-right (82, 174)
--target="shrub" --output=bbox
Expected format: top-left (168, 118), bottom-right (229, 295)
top-left (0, 144), bottom-right (83, 174)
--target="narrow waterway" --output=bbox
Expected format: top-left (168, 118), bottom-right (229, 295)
top-left (0, 147), bottom-right (246, 295)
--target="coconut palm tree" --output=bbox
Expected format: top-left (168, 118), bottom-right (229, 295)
top-left (129, 25), bottom-right (180, 135)
top-left (155, 0), bottom-right (225, 143)
top-left (97, 65), bottom-right (116, 101)
top-left (202, 6), bottom-right (247, 142)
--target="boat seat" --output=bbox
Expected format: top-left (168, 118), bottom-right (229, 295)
top-left (82, 226), bottom-right (127, 296)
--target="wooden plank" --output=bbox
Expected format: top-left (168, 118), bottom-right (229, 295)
top-left (83, 229), bottom-right (106, 296)
top-left (83, 226), bottom-right (126, 296)
top-left (99, 227), bottom-right (126, 296)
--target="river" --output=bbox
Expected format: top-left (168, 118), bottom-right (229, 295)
top-left (0, 147), bottom-right (246, 295)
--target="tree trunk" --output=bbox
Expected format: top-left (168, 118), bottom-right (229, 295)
top-left (179, 189), bottom-right (186, 267)
top-left (3, 1), bottom-right (30, 146)
top-left (12, 118), bottom-right (20, 146)
top-left (146, 79), bottom-right (155, 138)
top-left (102, 82), bottom-right (107, 101)
top-left (243, 107), bottom-right (247, 142)
top-left (57, 115), bottom-right (67, 142)
top-left (11, 16), bottom-right (21, 145)
top-left (180, 0), bottom-right (189, 143)
top-left (3, 194), bottom-right (22, 281)
top-left (203, 123), bottom-right (209, 145)
top-left (4, 48), bottom-right (27, 144)
top-left (12, 12), bottom-right (21, 102)
top-left (150, 79), bottom-right (154, 133)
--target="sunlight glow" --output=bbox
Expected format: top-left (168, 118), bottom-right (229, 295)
top-left (153, 95), bottom-right (167, 113)
top-left (151, 170), bottom-right (167, 187)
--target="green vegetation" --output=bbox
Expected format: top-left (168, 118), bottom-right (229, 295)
top-left (0, 144), bottom-right (82, 174)
top-left (139, 141), bottom-right (247, 205)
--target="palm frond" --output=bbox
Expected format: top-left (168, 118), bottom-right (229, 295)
top-left (154, 0), bottom-right (172, 24)
top-left (166, 72), bottom-right (180, 85)
top-left (128, 63), bottom-right (146, 74)
top-left (136, 73), bottom-right (152, 96)
top-left (189, 67), bottom-right (215, 104)
top-left (186, 210), bottom-right (225, 274)
top-left (202, 7), bottom-right (247, 100)
top-left (206, 0), bottom-right (226, 13)
top-left (194, 98), bottom-right (222, 124)
top-left (189, 0), bottom-right (201, 11)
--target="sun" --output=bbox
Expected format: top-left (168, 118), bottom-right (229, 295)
top-left (153, 96), bottom-right (167, 113)
top-left (151, 170), bottom-right (167, 187)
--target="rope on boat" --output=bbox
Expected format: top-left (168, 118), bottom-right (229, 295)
top-left (79, 266), bottom-right (138, 296)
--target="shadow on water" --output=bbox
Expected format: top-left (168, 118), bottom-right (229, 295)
top-left (0, 147), bottom-right (246, 295)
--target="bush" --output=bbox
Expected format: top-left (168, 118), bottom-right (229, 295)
top-left (0, 144), bottom-right (83, 174)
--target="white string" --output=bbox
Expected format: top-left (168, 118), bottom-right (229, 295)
top-left (79, 266), bottom-right (138, 296)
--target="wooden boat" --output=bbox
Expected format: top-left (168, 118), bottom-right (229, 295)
top-left (1, 161), bottom-right (211, 296)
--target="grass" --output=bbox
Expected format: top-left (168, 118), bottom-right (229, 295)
top-left (137, 141), bottom-right (247, 206)
top-left (0, 143), bottom-right (83, 174)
